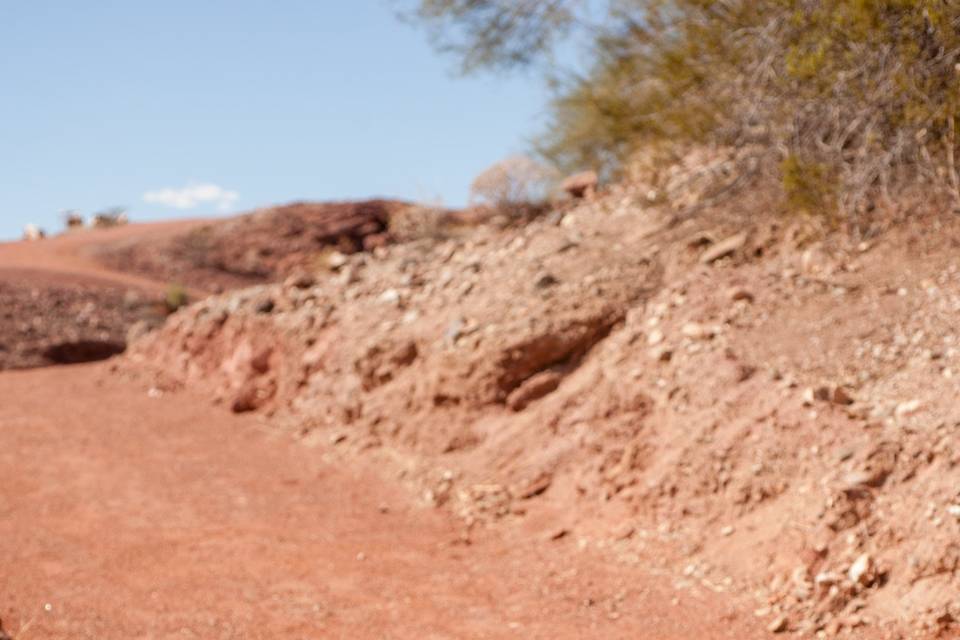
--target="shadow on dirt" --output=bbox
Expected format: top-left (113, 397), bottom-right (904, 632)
top-left (43, 340), bottom-right (126, 365)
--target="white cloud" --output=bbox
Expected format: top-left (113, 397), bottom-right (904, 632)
top-left (143, 183), bottom-right (239, 212)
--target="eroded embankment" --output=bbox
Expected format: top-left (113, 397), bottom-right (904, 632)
top-left (129, 187), bottom-right (960, 638)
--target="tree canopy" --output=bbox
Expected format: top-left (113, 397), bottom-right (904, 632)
top-left (408, 0), bottom-right (960, 218)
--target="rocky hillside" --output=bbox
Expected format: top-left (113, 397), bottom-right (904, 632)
top-left (0, 200), bottom-right (417, 372)
top-left (0, 272), bottom-right (157, 370)
top-left (95, 199), bottom-right (411, 292)
top-left (127, 186), bottom-right (960, 638)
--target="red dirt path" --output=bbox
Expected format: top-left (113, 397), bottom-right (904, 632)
top-left (0, 365), bottom-right (766, 639)
top-left (0, 220), bottom-right (209, 294)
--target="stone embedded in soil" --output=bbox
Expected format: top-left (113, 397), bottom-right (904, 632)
top-left (842, 469), bottom-right (887, 489)
top-left (802, 384), bottom-right (854, 407)
top-left (612, 523), bottom-right (635, 540)
top-left (831, 386), bottom-right (855, 405)
top-left (546, 527), bottom-right (570, 541)
top-left (284, 271), bottom-right (316, 289)
top-left (813, 386), bottom-right (831, 402)
top-left (513, 472), bottom-right (553, 500)
top-left (254, 298), bottom-right (275, 314)
top-left (231, 383), bottom-right (262, 413)
top-left (534, 272), bottom-right (559, 289)
top-left (734, 363), bottom-right (756, 383)
top-left (700, 232), bottom-right (747, 264)
top-left (768, 615), bottom-right (788, 633)
top-left (378, 288), bottom-right (401, 307)
top-left (848, 553), bottom-right (873, 586)
top-left (895, 399), bottom-right (922, 418)
top-left (681, 322), bottom-right (716, 340)
top-left (506, 370), bottom-right (564, 411)
top-left (815, 571), bottom-right (842, 589)
top-left (445, 317), bottom-right (465, 345)
top-left (650, 346), bottom-right (673, 362)
top-left (327, 251), bottom-right (348, 269)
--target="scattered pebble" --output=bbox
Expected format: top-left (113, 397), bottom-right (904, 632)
top-left (768, 615), bottom-right (788, 633)
top-left (895, 399), bottom-right (922, 418)
top-left (848, 553), bottom-right (872, 586)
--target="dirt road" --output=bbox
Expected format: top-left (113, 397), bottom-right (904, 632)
top-left (0, 364), bottom-right (767, 639)
top-left (0, 221), bottom-right (207, 294)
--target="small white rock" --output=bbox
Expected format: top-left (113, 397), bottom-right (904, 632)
top-left (895, 399), bottom-right (922, 418)
top-left (681, 322), bottom-right (715, 340)
top-left (848, 553), bottom-right (872, 585)
top-left (768, 615), bottom-right (788, 633)
top-left (379, 288), bottom-right (401, 306)
top-left (815, 571), bottom-right (841, 586)
top-left (327, 251), bottom-right (348, 269)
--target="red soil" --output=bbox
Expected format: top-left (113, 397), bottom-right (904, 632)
top-left (0, 219), bottom-right (766, 638)
top-left (0, 221), bottom-right (207, 370)
top-left (92, 200), bottom-right (408, 293)
top-left (125, 189), bottom-right (960, 637)
top-left (0, 365), bottom-right (767, 640)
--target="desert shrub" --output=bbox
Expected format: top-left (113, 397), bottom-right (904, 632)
top-left (411, 1), bottom-right (960, 225)
top-left (388, 204), bottom-right (449, 242)
top-left (781, 155), bottom-right (838, 217)
top-left (164, 284), bottom-right (189, 313)
top-left (173, 225), bottom-right (215, 268)
top-left (469, 155), bottom-right (557, 216)
top-left (91, 207), bottom-right (128, 228)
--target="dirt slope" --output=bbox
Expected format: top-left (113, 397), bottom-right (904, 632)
top-left (0, 200), bottom-right (406, 370)
top-left (0, 220), bottom-right (206, 370)
top-left (0, 363), bottom-right (764, 640)
top-left (0, 219), bottom-right (208, 293)
top-left (93, 200), bottom-right (410, 293)
top-left (129, 186), bottom-right (960, 638)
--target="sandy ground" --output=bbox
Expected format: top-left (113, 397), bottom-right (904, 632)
top-left (0, 364), bottom-right (765, 639)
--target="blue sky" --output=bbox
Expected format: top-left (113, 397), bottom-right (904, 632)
top-left (0, 1), bottom-right (551, 239)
